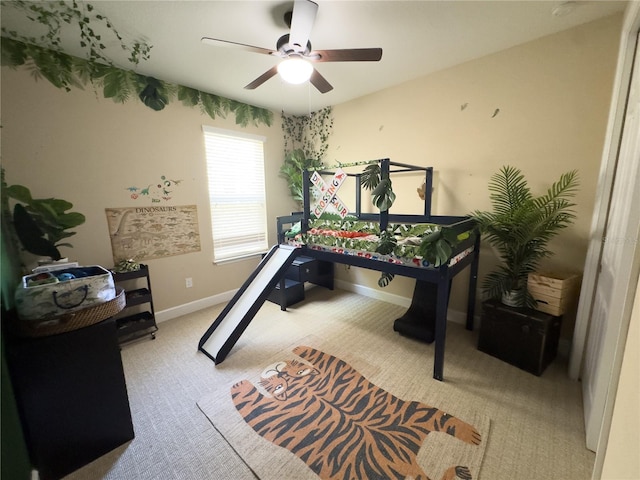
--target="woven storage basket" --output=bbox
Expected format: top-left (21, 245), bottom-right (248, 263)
top-left (12, 287), bottom-right (126, 338)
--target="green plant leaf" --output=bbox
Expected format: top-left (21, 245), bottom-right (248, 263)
top-left (177, 85), bottom-right (200, 106)
top-left (0, 37), bottom-right (28, 66)
top-left (253, 107), bottom-right (273, 127)
top-left (200, 92), bottom-right (226, 119)
top-left (281, 108), bottom-right (333, 204)
top-left (3, 170), bottom-right (86, 256)
top-left (56, 212), bottom-right (86, 229)
top-left (372, 179), bottom-right (395, 211)
top-left (137, 76), bottom-right (168, 111)
top-left (103, 67), bottom-right (132, 102)
top-left (28, 47), bottom-right (77, 90)
top-left (5, 184), bottom-right (33, 204)
top-left (471, 165), bottom-right (579, 303)
top-left (361, 164), bottom-right (380, 190)
top-left (417, 227), bottom-right (461, 267)
top-left (434, 240), bottom-right (452, 267)
top-left (3, 35), bottom-right (271, 126)
top-left (279, 149), bottom-right (325, 204)
top-left (371, 178), bottom-right (390, 196)
top-left (31, 198), bottom-right (73, 215)
top-left (376, 230), bottom-right (397, 255)
top-left (233, 102), bottom-right (252, 127)
top-left (3, 0), bottom-right (152, 68)
top-left (13, 203), bottom-right (61, 259)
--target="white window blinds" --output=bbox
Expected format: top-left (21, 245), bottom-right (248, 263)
top-left (202, 126), bottom-right (268, 262)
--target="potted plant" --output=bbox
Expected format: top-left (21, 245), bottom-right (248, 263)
top-left (1, 168), bottom-right (86, 263)
top-left (471, 165), bottom-right (579, 308)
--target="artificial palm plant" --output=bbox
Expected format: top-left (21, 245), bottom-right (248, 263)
top-left (472, 165), bottom-right (579, 308)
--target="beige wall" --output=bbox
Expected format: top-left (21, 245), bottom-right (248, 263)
top-left (1, 13), bottom-right (633, 477)
top-left (1, 68), bottom-right (296, 313)
top-left (0, 14), bottom-right (622, 327)
top-left (327, 14), bottom-right (622, 337)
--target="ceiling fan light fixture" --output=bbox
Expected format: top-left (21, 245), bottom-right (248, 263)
top-left (277, 57), bottom-right (313, 84)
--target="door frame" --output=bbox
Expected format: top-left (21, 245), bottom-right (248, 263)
top-left (568, 2), bottom-right (640, 476)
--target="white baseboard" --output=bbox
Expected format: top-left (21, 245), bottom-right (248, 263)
top-left (334, 278), bottom-right (412, 308)
top-left (156, 279), bottom-right (474, 327)
top-left (155, 289), bottom-right (237, 323)
top-left (159, 280), bottom-right (570, 364)
top-left (334, 279), bottom-right (472, 327)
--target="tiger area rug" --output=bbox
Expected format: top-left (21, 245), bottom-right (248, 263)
top-left (197, 336), bottom-right (490, 480)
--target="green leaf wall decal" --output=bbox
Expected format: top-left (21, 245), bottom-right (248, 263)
top-left (103, 68), bottom-right (132, 102)
top-left (1, 38), bottom-right (273, 127)
top-left (177, 85), bottom-right (200, 107)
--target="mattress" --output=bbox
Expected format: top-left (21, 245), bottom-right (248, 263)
top-left (285, 217), bottom-right (474, 269)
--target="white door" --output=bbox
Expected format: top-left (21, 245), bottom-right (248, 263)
top-left (580, 27), bottom-right (640, 453)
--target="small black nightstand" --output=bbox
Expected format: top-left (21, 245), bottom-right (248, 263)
top-left (478, 299), bottom-right (562, 376)
top-left (267, 256), bottom-right (334, 308)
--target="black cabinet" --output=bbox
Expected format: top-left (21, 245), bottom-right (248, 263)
top-left (5, 318), bottom-right (135, 480)
top-left (291, 256), bottom-right (334, 289)
top-left (111, 264), bottom-right (158, 344)
top-left (478, 299), bottom-right (562, 376)
top-left (267, 256), bottom-right (334, 308)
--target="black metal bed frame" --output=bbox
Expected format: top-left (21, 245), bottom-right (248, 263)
top-left (276, 158), bottom-right (480, 381)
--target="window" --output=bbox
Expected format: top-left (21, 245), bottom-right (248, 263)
top-left (202, 126), bottom-right (268, 263)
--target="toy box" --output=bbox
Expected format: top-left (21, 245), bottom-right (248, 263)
top-left (478, 299), bottom-right (562, 376)
top-left (15, 265), bottom-right (116, 321)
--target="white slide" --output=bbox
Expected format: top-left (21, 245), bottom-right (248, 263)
top-left (199, 244), bottom-right (299, 364)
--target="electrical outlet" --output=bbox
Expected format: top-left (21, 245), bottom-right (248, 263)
top-left (185, 277), bottom-right (193, 288)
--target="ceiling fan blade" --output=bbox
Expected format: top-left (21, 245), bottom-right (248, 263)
top-left (309, 48), bottom-right (383, 63)
top-left (310, 68), bottom-right (333, 94)
top-left (201, 37), bottom-right (276, 56)
top-left (289, 0), bottom-right (318, 51)
top-left (244, 66), bottom-right (279, 90)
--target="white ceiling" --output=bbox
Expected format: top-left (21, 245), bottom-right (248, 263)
top-left (1, 1), bottom-right (627, 115)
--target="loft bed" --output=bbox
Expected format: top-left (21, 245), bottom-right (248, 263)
top-left (276, 158), bottom-right (480, 381)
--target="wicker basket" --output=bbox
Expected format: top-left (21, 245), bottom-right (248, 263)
top-left (12, 288), bottom-right (126, 338)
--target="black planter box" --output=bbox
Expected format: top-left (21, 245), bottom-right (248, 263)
top-left (478, 300), bottom-right (562, 376)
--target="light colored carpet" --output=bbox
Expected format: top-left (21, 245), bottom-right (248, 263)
top-left (64, 287), bottom-right (595, 479)
top-left (198, 337), bottom-right (489, 480)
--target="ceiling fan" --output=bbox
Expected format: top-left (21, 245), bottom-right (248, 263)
top-left (201, 0), bottom-right (382, 93)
